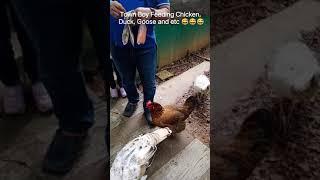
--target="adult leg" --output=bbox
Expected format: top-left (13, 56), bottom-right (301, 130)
top-left (9, 6), bottom-right (53, 112)
top-left (10, 0), bottom-right (94, 173)
top-left (11, 0), bottom-right (93, 134)
top-left (83, 0), bottom-right (110, 158)
top-left (0, 2), bottom-right (25, 114)
top-left (84, 0), bottom-right (109, 85)
top-left (9, 6), bottom-right (39, 84)
top-left (0, 3), bottom-right (19, 86)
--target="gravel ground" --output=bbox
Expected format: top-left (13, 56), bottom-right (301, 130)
top-left (302, 27), bottom-right (320, 54)
top-left (211, 0), bottom-right (299, 46)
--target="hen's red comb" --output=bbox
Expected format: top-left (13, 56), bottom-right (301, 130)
top-left (146, 100), bottom-right (153, 108)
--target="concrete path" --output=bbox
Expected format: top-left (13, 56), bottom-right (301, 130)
top-left (212, 0), bottom-right (320, 142)
top-left (0, 85), bottom-right (107, 180)
top-left (110, 61), bottom-right (210, 179)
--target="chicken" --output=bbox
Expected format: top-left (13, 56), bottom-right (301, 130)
top-left (146, 74), bottom-right (210, 133)
top-left (145, 96), bottom-right (196, 133)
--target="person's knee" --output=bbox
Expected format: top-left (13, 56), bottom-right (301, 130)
top-left (122, 80), bottom-right (136, 88)
top-left (120, 72), bottom-right (136, 84)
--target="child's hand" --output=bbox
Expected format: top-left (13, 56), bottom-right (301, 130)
top-left (134, 7), bottom-right (152, 20)
top-left (110, 1), bottom-right (126, 19)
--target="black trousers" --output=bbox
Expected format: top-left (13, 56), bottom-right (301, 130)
top-left (84, 0), bottom-right (110, 82)
top-left (9, 0), bottom-right (103, 133)
top-left (0, 2), bottom-right (39, 86)
top-left (83, 0), bottom-right (110, 147)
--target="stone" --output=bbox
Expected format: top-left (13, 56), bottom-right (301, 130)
top-left (156, 70), bottom-right (174, 81)
top-left (268, 42), bottom-right (320, 97)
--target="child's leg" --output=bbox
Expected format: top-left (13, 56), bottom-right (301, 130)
top-left (111, 45), bottom-right (139, 104)
top-left (112, 61), bottom-right (122, 87)
top-left (108, 60), bottom-right (117, 89)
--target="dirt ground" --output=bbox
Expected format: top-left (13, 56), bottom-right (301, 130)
top-left (156, 47), bottom-right (210, 84)
top-left (157, 47), bottom-right (210, 145)
top-left (302, 27), bottom-right (320, 54)
top-left (213, 27), bottom-right (320, 179)
top-left (165, 48), bottom-right (210, 146)
top-left (213, 76), bottom-right (320, 179)
top-left (211, 0), bottom-right (299, 46)
top-left (246, 27), bottom-right (320, 180)
top-left (177, 72), bottom-right (210, 145)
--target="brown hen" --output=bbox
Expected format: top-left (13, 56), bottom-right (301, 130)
top-left (145, 96), bottom-right (199, 133)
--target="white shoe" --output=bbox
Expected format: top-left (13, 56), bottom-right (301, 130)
top-left (110, 88), bottom-right (119, 98)
top-left (3, 85), bottom-right (26, 114)
top-left (32, 82), bottom-right (53, 113)
top-left (119, 87), bottom-right (127, 98)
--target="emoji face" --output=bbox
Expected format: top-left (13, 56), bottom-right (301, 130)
top-left (189, 18), bottom-right (196, 25)
top-left (181, 18), bottom-right (188, 25)
top-left (197, 18), bottom-right (204, 25)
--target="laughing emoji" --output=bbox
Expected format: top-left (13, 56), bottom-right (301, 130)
top-left (197, 18), bottom-right (204, 25)
top-left (181, 18), bottom-right (188, 25)
top-left (189, 18), bottom-right (196, 25)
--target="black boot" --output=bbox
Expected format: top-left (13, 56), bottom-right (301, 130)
top-left (123, 102), bottom-right (137, 117)
top-left (144, 108), bottom-right (153, 127)
top-left (42, 129), bottom-right (87, 174)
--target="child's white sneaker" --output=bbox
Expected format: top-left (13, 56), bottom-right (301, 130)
top-left (3, 85), bottom-right (26, 114)
top-left (119, 87), bottom-right (127, 98)
top-left (110, 88), bottom-right (119, 98)
top-left (32, 82), bottom-right (53, 113)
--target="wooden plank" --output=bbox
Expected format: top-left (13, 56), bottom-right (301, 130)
top-left (110, 91), bottom-right (145, 130)
top-left (146, 131), bottom-right (194, 176)
top-left (65, 159), bottom-right (106, 180)
top-left (110, 100), bottom-right (144, 130)
top-left (0, 86), bottom-right (108, 180)
top-left (110, 115), bottom-right (155, 162)
top-left (149, 139), bottom-right (210, 180)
